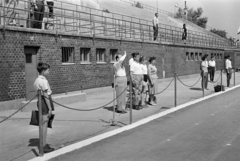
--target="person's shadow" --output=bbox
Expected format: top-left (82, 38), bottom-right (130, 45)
top-left (28, 138), bottom-right (40, 157)
top-left (190, 87), bottom-right (202, 91)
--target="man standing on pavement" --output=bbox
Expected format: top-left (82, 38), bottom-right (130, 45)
top-left (152, 13), bottom-right (159, 41)
top-left (200, 54), bottom-right (209, 90)
top-left (208, 56), bottom-right (216, 82)
top-left (225, 55), bottom-right (232, 87)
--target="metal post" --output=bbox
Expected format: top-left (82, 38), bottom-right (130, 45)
top-left (220, 69), bottom-right (223, 91)
top-left (112, 76), bottom-right (116, 126)
top-left (202, 74), bottom-right (205, 97)
top-left (129, 73), bottom-right (133, 124)
top-left (234, 67), bottom-right (236, 86)
top-left (38, 90), bottom-right (44, 156)
top-left (174, 73), bottom-right (177, 107)
top-left (3, 0), bottom-right (5, 28)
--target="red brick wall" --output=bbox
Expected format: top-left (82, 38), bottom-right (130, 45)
top-left (0, 29), bottom-right (225, 102)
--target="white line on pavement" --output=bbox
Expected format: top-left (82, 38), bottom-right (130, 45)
top-left (28, 84), bottom-right (240, 161)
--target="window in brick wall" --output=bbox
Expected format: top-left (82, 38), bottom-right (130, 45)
top-left (211, 53), bottom-right (213, 58)
top-left (110, 49), bottom-right (118, 62)
top-left (214, 53), bottom-right (217, 59)
top-left (195, 53), bottom-right (198, 61)
top-left (62, 47), bottom-right (74, 63)
top-left (186, 52), bottom-right (190, 61)
top-left (80, 48), bottom-right (90, 62)
top-left (96, 48), bottom-right (106, 62)
top-left (25, 54), bottom-right (32, 63)
top-left (199, 53), bottom-right (202, 60)
top-left (217, 53), bottom-right (220, 60)
top-left (191, 52), bottom-right (194, 61)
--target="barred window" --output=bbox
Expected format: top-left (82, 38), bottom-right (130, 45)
top-left (110, 49), bottom-right (118, 62)
top-left (80, 48), bottom-right (90, 62)
top-left (62, 47), bottom-right (74, 63)
top-left (96, 48), bottom-right (106, 62)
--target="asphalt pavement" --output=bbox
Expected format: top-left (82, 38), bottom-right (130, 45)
top-left (50, 86), bottom-right (240, 161)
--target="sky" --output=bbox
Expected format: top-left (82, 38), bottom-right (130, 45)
top-left (138, 0), bottom-right (240, 38)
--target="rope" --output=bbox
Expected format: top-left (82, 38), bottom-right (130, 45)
top-left (0, 95), bottom-right (37, 124)
top-left (44, 87), bottom-right (128, 111)
top-left (211, 72), bottom-right (221, 83)
top-left (177, 76), bottom-right (201, 88)
top-left (155, 77), bottom-right (174, 95)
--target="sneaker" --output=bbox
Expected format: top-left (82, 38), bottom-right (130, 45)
top-left (43, 145), bottom-right (54, 153)
top-left (205, 88), bottom-right (209, 90)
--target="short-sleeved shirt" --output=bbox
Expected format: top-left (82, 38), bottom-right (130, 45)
top-left (208, 60), bottom-right (216, 67)
top-left (201, 61), bottom-right (208, 73)
top-left (129, 58), bottom-right (134, 67)
top-left (148, 64), bottom-right (158, 79)
top-left (34, 75), bottom-right (52, 95)
top-left (225, 59), bottom-right (232, 69)
top-left (130, 61), bottom-right (143, 75)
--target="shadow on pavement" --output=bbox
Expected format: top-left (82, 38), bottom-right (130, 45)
top-left (190, 87), bottom-right (202, 91)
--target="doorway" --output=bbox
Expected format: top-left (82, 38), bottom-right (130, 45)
top-left (24, 46), bottom-right (39, 100)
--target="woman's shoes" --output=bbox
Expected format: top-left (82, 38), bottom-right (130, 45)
top-left (43, 144), bottom-right (54, 153)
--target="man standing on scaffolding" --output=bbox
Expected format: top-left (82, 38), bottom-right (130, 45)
top-left (152, 13), bottom-right (159, 41)
top-left (32, 0), bottom-right (47, 29)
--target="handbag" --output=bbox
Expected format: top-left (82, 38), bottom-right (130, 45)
top-left (214, 84), bottom-right (225, 92)
top-left (30, 110), bottom-right (55, 128)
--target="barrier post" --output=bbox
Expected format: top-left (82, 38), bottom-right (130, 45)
top-left (111, 76), bottom-right (116, 126)
top-left (220, 69), bottom-right (223, 91)
top-left (202, 74), bottom-right (205, 97)
top-left (174, 73), bottom-right (177, 107)
top-left (38, 90), bottom-right (44, 156)
top-left (129, 76), bottom-right (133, 124)
top-left (234, 68), bottom-right (236, 86)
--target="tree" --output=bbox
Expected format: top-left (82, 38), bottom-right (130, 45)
top-left (210, 29), bottom-right (227, 38)
top-left (175, 7), bottom-right (208, 28)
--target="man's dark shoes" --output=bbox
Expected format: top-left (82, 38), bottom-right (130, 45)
top-left (43, 144), bottom-right (54, 153)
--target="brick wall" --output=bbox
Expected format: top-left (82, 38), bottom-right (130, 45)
top-left (0, 29), bottom-right (226, 102)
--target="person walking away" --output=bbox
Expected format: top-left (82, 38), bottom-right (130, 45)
top-left (113, 51), bottom-right (128, 114)
top-left (200, 54), bottom-right (209, 90)
top-left (152, 13), bottom-right (159, 41)
top-left (225, 55), bottom-right (232, 87)
top-left (182, 24), bottom-right (187, 43)
top-left (139, 56), bottom-right (149, 108)
top-left (32, 0), bottom-right (47, 29)
top-left (33, 62), bottom-right (54, 153)
top-left (208, 56), bottom-right (216, 82)
top-left (148, 57), bottom-right (158, 106)
top-left (130, 53), bottom-right (144, 110)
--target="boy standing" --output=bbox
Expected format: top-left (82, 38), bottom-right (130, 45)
top-left (33, 62), bottom-right (54, 153)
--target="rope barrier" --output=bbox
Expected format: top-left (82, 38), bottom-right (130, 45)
top-left (211, 72), bottom-right (221, 83)
top-left (0, 95), bottom-right (37, 124)
top-left (44, 87), bottom-right (128, 112)
top-left (177, 76), bottom-right (201, 88)
top-left (155, 77), bottom-right (174, 95)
